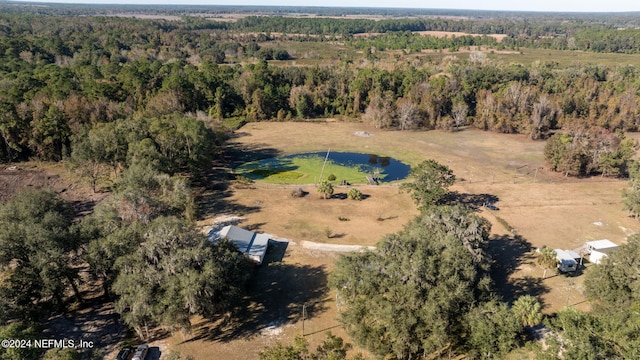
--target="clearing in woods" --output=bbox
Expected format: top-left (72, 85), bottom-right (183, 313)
top-left (160, 121), bottom-right (638, 359)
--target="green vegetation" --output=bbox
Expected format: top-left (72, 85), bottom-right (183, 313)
top-left (511, 295), bottom-right (543, 327)
top-left (0, 323), bottom-right (43, 360)
top-left (348, 31), bottom-right (499, 52)
top-left (0, 190), bottom-right (81, 321)
top-left (544, 123), bottom-right (637, 177)
top-left (494, 216), bottom-right (516, 234)
top-left (113, 218), bottom-right (251, 338)
top-left (347, 188), bottom-right (363, 201)
top-left (236, 155), bottom-right (378, 184)
top-left (2, 4), bottom-right (640, 358)
top-left (259, 332), bottom-right (361, 360)
top-left (330, 204), bottom-right (527, 358)
top-left (400, 159), bottom-right (455, 209)
top-left (538, 235), bottom-right (640, 358)
top-left (317, 180), bottom-right (334, 199)
top-left (329, 159), bottom-right (548, 358)
top-left (536, 247), bottom-right (558, 278)
top-left (623, 161), bottom-right (640, 219)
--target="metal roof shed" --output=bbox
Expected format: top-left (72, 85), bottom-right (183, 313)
top-left (214, 225), bottom-right (270, 265)
top-left (585, 239), bottom-right (618, 264)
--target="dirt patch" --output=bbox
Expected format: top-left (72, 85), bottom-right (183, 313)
top-left (352, 131), bottom-right (372, 137)
top-left (0, 162), bottom-right (108, 214)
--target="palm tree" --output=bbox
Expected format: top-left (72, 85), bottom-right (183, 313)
top-left (317, 180), bottom-right (334, 199)
top-left (537, 246), bottom-right (558, 278)
top-left (511, 295), bottom-right (543, 327)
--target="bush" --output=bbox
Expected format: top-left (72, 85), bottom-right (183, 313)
top-left (328, 173), bottom-right (337, 181)
top-left (235, 175), bottom-right (254, 185)
top-left (291, 187), bottom-right (307, 198)
top-left (324, 227), bottom-right (333, 239)
top-left (348, 188), bottom-right (363, 200)
top-left (317, 180), bottom-right (334, 199)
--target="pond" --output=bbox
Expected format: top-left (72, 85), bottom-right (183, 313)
top-left (235, 151), bottom-right (411, 185)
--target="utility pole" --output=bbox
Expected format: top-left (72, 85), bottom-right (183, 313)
top-left (302, 303), bottom-right (307, 336)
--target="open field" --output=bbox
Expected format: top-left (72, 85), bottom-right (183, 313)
top-left (266, 39), bottom-right (640, 68)
top-left (407, 47), bottom-right (640, 67)
top-left (353, 30), bottom-right (507, 42)
top-left (157, 121), bottom-right (640, 359)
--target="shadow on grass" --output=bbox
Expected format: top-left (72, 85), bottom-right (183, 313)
top-left (196, 140), bottom-right (283, 220)
top-left (225, 139), bottom-right (282, 167)
top-left (197, 180), bottom-right (261, 219)
top-left (186, 242), bottom-right (329, 343)
top-left (328, 233), bottom-right (346, 239)
top-left (449, 191), bottom-right (500, 210)
top-left (331, 193), bottom-right (370, 201)
top-left (43, 295), bottom-right (128, 358)
top-left (487, 234), bottom-right (549, 305)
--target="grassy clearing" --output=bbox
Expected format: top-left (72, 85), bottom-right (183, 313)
top-left (402, 47), bottom-right (640, 68)
top-left (490, 47), bottom-right (640, 67)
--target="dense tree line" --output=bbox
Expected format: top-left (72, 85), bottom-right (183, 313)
top-left (0, 144), bottom-right (250, 358)
top-left (3, 13), bottom-right (640, 181)
top-left (348, 31), bottom-right (500, 52)
top-left (0, 188), bottom-right (252, 358)
top-left (0, 14), bottom-right (258, 346)
top-left (544, 123), bottom-right (637, 177)
top-left (4, 3), bottom-right (640, 27)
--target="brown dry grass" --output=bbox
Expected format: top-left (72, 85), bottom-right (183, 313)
top-left (158, 121), bottom-right (639, 359)
top-left (416, 31), bottom-right (506, 42)
top-left (353, 30), bottom-right (506, 42)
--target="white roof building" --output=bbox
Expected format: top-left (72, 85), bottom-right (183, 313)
top-left (213, 225), bottom-right (270, 265)
top-left (585, 239), bottom-right (618, 264)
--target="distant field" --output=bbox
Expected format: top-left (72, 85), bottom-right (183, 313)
top-left (405, 47), bottom-right (640, 67)
top-left (492, 47), bottom-right (640, 67)
top-left (262, 39), bottom-right (640, 69)
top-left (353, 30), bottom-right (507, 42)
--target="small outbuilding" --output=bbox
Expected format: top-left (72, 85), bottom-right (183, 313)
top-left (555, 249), bottom-right (580, 273)
top-left (212, 225), bottom-right (270, 265)
top-left (585, 239), bottom-right (619, 264)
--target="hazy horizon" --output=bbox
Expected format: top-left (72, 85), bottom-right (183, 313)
top-left (10, 0), bottom-right (640, 13)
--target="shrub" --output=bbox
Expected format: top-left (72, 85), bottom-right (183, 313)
top-left (324, 227), bottom-right (333, 239)
top-left (235, 175), bottom-right (253, 185)
top-left (328, 173), bottom-right (337, 181)
top-left (317, 180), bottom-right (334, 199)
top-left (291, 187), bottom-right (306, 198)
top-left (348, 188), bottom-right (363, 200)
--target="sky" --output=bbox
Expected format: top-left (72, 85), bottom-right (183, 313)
top-left (13, 0), bottom-right (640, 13)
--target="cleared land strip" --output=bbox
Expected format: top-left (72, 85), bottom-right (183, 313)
top-left (299, 240), bottom-right (375, 252)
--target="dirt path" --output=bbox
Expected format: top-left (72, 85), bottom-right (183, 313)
top-left (300, 240), bottom-right (375, 252)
